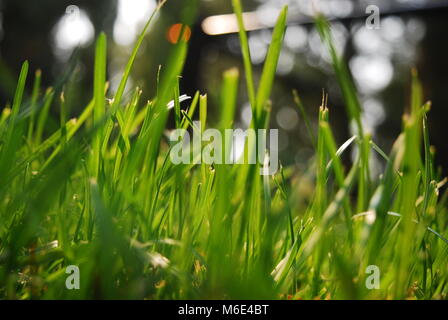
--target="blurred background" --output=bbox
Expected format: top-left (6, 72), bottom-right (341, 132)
top-left (0, 0), bottom-right (447, 176)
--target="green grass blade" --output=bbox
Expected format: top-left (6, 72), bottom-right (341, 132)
top-left (111, 0), bottom-right (166, 111)
top-left (255, 6), bottom-right (288, 123)
top-left (231, 0), bottom-right (256, 112)
top-left (92, 32), bottom-right (107, 178)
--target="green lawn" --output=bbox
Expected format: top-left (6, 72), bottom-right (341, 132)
top-left (0, 0), bottom-right (447, 299)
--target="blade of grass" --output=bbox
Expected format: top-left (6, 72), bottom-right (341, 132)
top-left (231, 0), bottom-right (256, 112)
top-left (255, 6), bottom-right (288, 125)
top-left (92, 32), bottom-right (107, 178)
top-left (293, 89), bottom-right (316, 148)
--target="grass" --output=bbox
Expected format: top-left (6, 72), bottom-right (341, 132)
top-left (0, 0), bottom-right (447, 299)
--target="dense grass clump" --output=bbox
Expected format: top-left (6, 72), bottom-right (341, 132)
top-left (0, 1), bottom-right (447, 299)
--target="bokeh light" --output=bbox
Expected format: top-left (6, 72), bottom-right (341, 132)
top-left (52, 5), bottom-right (94, 59)
top-left (167, 24), bottom-right (192, 44)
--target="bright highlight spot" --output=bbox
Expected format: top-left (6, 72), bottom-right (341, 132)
top-left (202, 13), bottom-right (261, 36)
top-left (113, 0), bottom-right (156, 46)
top-left (350, 55), bottom-right (394, 94)
top-left (53, 5), bottom-right (94, 58)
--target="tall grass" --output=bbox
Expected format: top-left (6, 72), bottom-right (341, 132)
top-left (0, 1), bottom-right (447, 299)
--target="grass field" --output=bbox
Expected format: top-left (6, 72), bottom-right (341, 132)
top-left (0, 0), bottom-right (447, 300)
